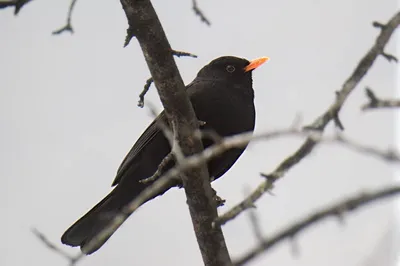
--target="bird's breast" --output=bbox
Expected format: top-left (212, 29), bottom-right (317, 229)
top-left (189, 84), bottom-right (255, 138)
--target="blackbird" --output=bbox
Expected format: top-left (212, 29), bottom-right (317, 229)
top-left (61, 55), bottom-right (268, 254)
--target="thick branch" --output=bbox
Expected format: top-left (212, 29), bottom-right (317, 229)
top-left (234, 185), bottom-right (400, 266)
top-left (361, 87), bottom-right (400, 110)
top-left (118, 1), bottom-right (231, 265)
top-left (214, 11), bottom-right (400, 227)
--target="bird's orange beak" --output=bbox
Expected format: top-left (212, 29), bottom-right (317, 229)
top-left (244, 57), bottom-right (269, 72)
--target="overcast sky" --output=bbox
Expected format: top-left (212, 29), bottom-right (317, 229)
top-left (1, 1), bottom-right (399, 266)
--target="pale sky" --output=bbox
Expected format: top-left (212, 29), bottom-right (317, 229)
top-left (1, 1), bottom-right (399, 266)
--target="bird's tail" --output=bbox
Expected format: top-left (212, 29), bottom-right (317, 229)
top-left (61, 187), bottom-right (141, 255)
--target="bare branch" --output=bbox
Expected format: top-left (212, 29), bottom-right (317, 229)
top-left (332, 91), bottom-right (345, 130)
top-left (233, 185), bottom-right (400, 266)
top-left (196, 128), bottom-right (223, 144)
top-left (381, 51), bottom-right (398, 62)
top-left (77, 126), bottom-right (400, 255)
top-left (117, 1), bottom-right (231, 265)
top-left (138, 77), bottom-right (154, 108)
top-left (52, 0), bottom-right (78, 35)
top-left (332, 133), bottom-right (400, 162)
top-left (145, 102), bottom-right (184, 160)
top-left (79, 168), bottom-right (182, 256)
top-left (172, 49), bottom-right (198, 58)
top-left (34, 125), bottom-right (400, 264)
top-left (192, 0), bottom-right (211, 26)
top-left (361, 87), bottom-right (400, 110)
top-left (32, 228), bottom-right (80, 265)
top-left (0, 0), bottom-right (33, 15)
top-left (247, 208), bottom-right (263, 244)
top-left (214, 11), bottom-right (400, 227)
top-left (77, 127), bottom-right (299, 259)
top-left (138, 50), bottom-right (197, 108)
top-left (140, 152), bottom-right (175, 184)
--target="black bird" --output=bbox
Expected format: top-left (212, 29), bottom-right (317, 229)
top-left (61, 56), bottom-right (268, 254)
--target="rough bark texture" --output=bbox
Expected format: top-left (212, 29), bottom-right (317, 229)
top-left (119, 0), bottom-right (232, 265)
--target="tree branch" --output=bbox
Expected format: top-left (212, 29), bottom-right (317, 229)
top-left (171, 49), bottom-right (198, 58)
top-left (361, 87), bottom-right (400, 110)
top-left (117, 1), bottom-right (231, 265)
top-left (77, 128), bottom-right (399, 261)
top-left (214, 11), bottom-right (400, 227)
top-left (138, 50), bottom-right (197, 108)
top-left (34, 120), bottom-right (399, 264)
top-left (233, 185), bottom-right (400, 266)
top-left (52, 0), bottom-right (78, 35)
top-left (138, 77), bottom-right (153, 108)
top-left (32, 228), bottom-right (80, 265)
top-left (329, 133), bottom-right (400, 162)
top-left (80, 127), bottom-right (400, 258)
top-left (0, 0), bottom-right (33, 15)
top-left (192, 0), bottom-right (211, 26)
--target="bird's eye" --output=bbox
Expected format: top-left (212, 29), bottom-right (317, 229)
top-left (226, 65), bottom-right (235, 73)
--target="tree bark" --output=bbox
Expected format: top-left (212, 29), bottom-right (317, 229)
top-left (119, 1), bottom-right (232, 265)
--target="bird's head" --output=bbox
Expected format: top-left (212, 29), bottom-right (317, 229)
top-left (196, 56), bottom-right (269, 85)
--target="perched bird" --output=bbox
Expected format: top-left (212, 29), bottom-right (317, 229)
top-left (61, 55), bottom-right (268, 254)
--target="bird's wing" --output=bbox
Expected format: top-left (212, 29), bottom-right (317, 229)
top-left (111, 111), bottom-right (167, 186)
top-left (111, 79), bottom-right (201, 187)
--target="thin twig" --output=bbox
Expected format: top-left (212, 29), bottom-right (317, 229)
top-left (361, 87), bottom-right (400, 110)
top-left (138, 77), bottom-right (154, 108)
top-left (233, 185), bottom-right (400, 266)
top-left (138, 50), bottom-right (196, 108)
top-left (192, 0), bottom-right (211, 26)
top-left (247, 204), bottom-right (263, 243)
top-left (80, 169), bottom-right (181, 255)
top-left (140, 119), bottom-right (211, 185)
top-left (196, 129), bottom-right (223, 144)
top-left (214, 11), bottom-right (400, 227)
top-left (52, 0), bottom-right (78, 35)
top-left (140, 152), bottom-right (175, 184)
top-left (32, 228), bottom-right (81, 265)
top-left (145, 103), bottom-right (184, 160)
top-left (172, 49), bottom-right (198, 58)
top-left (332, 133), bottom-right (400, 162)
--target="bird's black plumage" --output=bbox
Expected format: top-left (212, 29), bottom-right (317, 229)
top-left (61, 56), bottom-right (266, 254)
